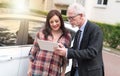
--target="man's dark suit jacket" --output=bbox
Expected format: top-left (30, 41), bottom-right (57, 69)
top-left (67, 21), bottom-right (104, 76)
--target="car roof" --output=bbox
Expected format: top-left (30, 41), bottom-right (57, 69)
top-left (0, 14), bottom-right (78, 32)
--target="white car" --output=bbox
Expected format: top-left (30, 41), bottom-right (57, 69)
top-left (0, 14), bottom-right (78, 76)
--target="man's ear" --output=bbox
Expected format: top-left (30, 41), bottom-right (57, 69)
top-left (79, 14), bottom-right (83, 17)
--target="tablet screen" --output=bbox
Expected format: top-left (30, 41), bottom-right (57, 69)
top-left (37, 39), bottom-right (58, 52)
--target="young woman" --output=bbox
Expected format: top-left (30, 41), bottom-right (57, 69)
top-left (27, 10), bottom-right (71, 76)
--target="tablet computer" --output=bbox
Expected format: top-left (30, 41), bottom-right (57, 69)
top-left (37, 39), bottom-right (58, 52)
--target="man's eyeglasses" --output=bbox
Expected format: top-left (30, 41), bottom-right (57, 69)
top-left (67, 14), bottom-right (80, 20)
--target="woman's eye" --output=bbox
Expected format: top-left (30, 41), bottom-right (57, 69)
top-left (50, 21), bottom-right (53, 24)
top-left (55, 20), bottom-right (59, 23)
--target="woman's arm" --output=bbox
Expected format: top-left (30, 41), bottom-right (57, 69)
top-left (27, 60), bottom-right (33, 76)
top-left (61, 58), bottom-right (68, 76)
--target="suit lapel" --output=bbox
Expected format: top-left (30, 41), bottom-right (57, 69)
top-left (80, 21), bottom-right (90, 49)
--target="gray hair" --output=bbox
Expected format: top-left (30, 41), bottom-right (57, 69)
top-left (67, 3), bottom-right (86, 16)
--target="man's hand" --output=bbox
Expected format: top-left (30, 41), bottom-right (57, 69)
top-left (54, 43), bottom-right (67, 57)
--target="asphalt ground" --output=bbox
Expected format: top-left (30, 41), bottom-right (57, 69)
top-left (103, 48), bottom-right (120, 76)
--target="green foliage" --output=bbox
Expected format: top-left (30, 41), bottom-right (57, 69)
top-left (62, 15), bottom-right (68, 21)
top-left (0, 3), bottom-right (12, 8)
top-left (95, 22), bottom-right (120, 49)
top-left (109, 29), bottom-right (120, 48)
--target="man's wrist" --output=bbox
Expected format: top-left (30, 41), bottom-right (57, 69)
top-left (65, 48), bottom-right (68, 57)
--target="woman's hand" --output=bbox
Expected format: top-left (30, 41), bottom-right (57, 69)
top-left (61, 72), bottom-right (65, 76)
top-left (27, 68), bottom-right (32, 76)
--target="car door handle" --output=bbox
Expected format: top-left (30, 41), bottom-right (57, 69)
top-left (0, 55), bottom-right (13, 62)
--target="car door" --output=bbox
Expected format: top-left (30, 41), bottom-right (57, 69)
top-left (0, 46), bottom-right (21, 76)
top-left (0, 19), bottom-right (22, 76)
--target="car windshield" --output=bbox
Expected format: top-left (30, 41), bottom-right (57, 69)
top-left (0, 20), bottom-right (20, 46)
top-left (0, 19), bottom-right (45, 46)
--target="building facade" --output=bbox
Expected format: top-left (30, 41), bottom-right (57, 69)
top-left (0, 0), bottom-right (120, 24)
top-left (85, 0), bottom-right (120, 24)
top-left (30, 0), bottom-right (120, 24)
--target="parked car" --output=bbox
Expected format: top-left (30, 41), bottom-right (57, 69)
top-left (0, 14), bottom-right (78, 76)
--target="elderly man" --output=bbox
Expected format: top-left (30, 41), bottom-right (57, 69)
top-left (54, 3), bottom-right (104, 76)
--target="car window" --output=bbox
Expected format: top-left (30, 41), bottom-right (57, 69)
top-left (0, 20), bottom-right (20, 46)
top-left (27, 21), bottom-right (45, 44)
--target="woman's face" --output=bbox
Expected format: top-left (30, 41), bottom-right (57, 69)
top-left (49, 15), bottom-right (61, 31)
